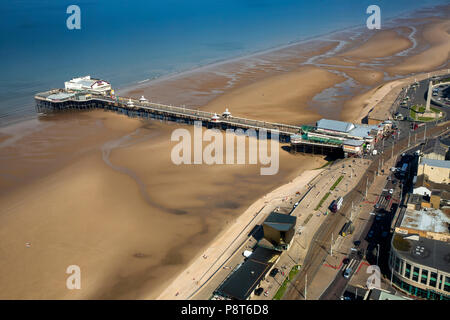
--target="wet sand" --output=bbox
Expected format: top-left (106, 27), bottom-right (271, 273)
top-left (340, 29), bottom-right (413, 59)
top-left (0, 112), bottom-right (324, 299)
top-left (0, 5), bottom-right (449, 299)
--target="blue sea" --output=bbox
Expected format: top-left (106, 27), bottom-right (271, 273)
top-left (0, 0), bottom-right (447, 125)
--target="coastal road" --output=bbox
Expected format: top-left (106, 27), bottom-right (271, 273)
top-left (319, 166), bottom-right (401, 300)
top-left (283, 120), bottom-right (449, 300)
top-left (283, 157), bottom-right (377, 300)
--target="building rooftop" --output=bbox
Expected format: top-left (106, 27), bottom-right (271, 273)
top-left (316, 119), bottom-right (355, 133)
top-left (263, 212), bottom-right (296, 232)
top-left (401, 207), bottom-right (450, 234)
top-left (420, 158), bottom-right (450, 169)
top-left (46, 92), bottom-right (75, 101)
top-left (348, 126), bottom-right (373, 139)
top-left (248, 246), bottom-right (281, 264)
top-left (215, 246), bottom-right (280, 300)
top-left (343, 139), bottom-right (365, 146)
top-left (422, 138), bottom-right (448, 158)
top-left (216, 260), bottom-right (270, 300)
top-left (431, 189), bottom-right (442, 197)
top-left (365, 288), bottom-right (412, 300)
top-left (392, 234), bottom-right (450, 274)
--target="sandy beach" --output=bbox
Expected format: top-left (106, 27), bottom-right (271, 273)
top-left (0, 4), bottom-right (449, 299)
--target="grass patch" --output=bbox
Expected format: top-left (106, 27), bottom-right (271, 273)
top-left (410, 105), bottom-right (423, 119)
top-left (302, 213), bottom-right (313, 226)
top-left (314, 192), bottom-right (331, 211)
top-left (410, 105), bottom-right (442, 122)
top-left (273, 265), bottom-right (301, 300)
top-left (418, 117), bottom-right (436, 122)
top-left (330, 175), bottom-right (344, 191)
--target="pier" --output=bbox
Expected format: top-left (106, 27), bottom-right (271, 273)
top-left (35, 76), bottom-right (389, 156)
top-left (35, 89), bottom-right (301, 142)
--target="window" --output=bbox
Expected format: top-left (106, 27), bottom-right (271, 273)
top-left (445, 277), bottom-right (450, 293)
top-left (395, 257), bottom-right (400, 273)
top-left (416, 287), bottom-right (428, 298)
top-left (405, 263), bottom-right (411, 278)
top-left (402, 282), bottom-right (411, 293)
top-left (429, 272), bottom-right (437, 287)
top-left (421, 269), bottom-right (428, 285)
top-left (412, 267), bottom-right (419, 282)
top-left (393, 274), bottom-right (402, 287)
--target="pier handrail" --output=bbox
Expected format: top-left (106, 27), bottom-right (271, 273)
top-left (35, 89), bottom-right (303, 135)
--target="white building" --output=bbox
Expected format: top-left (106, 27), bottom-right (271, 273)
top-left (64, 76), bottom-right (112, 95)
top-left (413, 186), bottom-right (432, 197)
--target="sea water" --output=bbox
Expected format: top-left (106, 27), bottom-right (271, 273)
top-left (0, 0), bottom-right (447, 125)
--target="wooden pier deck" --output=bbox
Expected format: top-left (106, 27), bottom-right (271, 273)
top-left (35, 90), bottom-right (301, 140)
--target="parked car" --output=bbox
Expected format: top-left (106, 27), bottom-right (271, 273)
top-left (343, 268), bottom-right (353, 279)
top-left (343, 258), bottom-right (350, 264)
top-left (269, 268), bottom-right (279, 277)
top-left (353, 240), bottom-right (361, 247)
top-left (243, 250), bottom-right (253, 258)
top-left (254, 287), bottom-right (264, 296)
top-left (368, 230), bottom-right (374, 238)
top-left (389, 189), bottom-right (394, 195)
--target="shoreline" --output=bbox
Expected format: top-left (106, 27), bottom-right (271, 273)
top-left (0, 4), bottom-right (446, 130)
top-left (155, 168), bottom-right (324, 300)
top-left (0, 4), bottom-right (448, 300)
top-left (116, 2), bottom-right (445, 97)
top-left (157, 60), bottom-right (447, 300)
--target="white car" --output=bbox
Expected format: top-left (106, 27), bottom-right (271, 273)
top-left (243, 250), bottom-right (253, 258)
top-left (389, 189), bottom-right (394, 195)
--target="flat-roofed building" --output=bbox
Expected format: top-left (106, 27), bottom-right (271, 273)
top-left (46, 92), bottom-right (76, 102)
top-left (214, 246), bottom-right (281, 300)
top-left (396, 207), bottom-right (450, 240)
top-left (364, 288), bottom-right (412, 300)
top-left (342, 139), bottom-right (365, 155)
top-left (417, 158), bottom-right (450, 184)
top-left (390, 192), bottom-right (450, 300)
top-left (431, 189), bottom-right (442, 209)
top-left (389, 234), bottom-right (450, 300)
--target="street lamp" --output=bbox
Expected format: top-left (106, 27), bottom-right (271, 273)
top-left (377, 244), bottom-right (380, 266)
top-left (305, 274), bottom-right (307, 300)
